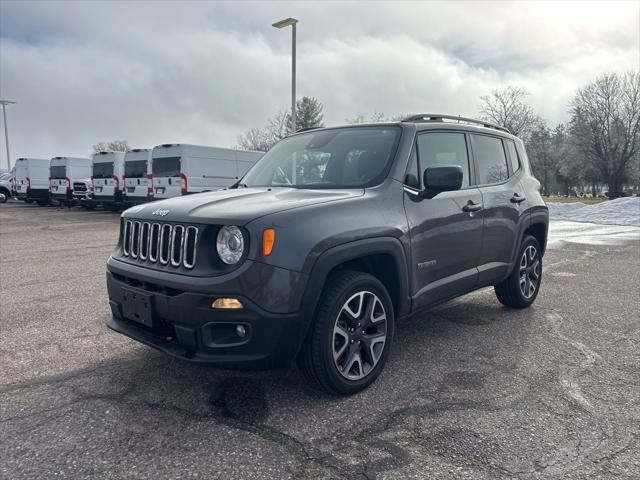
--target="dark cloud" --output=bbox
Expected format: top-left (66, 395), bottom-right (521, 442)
top-left (0, 0), bottom-right (638, 168)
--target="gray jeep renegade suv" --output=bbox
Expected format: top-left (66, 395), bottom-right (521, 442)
top-left (106, 114), bottom-right (548, 395)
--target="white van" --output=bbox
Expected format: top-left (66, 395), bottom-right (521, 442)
top-left (123, 148), bottom-right (152, 204)
top-left (14, 158), bottom-right (51, 205)
top-left (91, 151), bottom-right (126, 209)
top-left (49, 156), bottom-right (93, 205)
top-left (151, 144), bottom-right (263, 199)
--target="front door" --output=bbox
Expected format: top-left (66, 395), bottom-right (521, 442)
top-left (403, 131), bottom-right (484, 309)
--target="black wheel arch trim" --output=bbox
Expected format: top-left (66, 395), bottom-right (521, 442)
top-left (301, 236), bottom-right (411, 321)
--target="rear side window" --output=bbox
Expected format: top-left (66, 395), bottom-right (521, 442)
top-left (152, 157), bottom-right (181, 177)
top-left (50, 166), bottom-right (66, 179)
top-left (505, 140), bottom-right (521, 174)
top-left (125, 160), bottom-right (147, 178)
top-left (416, 132), bottom-right (470, 188)
top-left (472, 135), bottom-right (508, 184)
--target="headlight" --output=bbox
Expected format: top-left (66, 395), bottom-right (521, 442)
top-left (216, 225), bottom-right (245, 264)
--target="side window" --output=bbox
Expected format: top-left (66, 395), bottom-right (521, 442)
top-left (505, 140), bottom-right (520, 174)
top-left (416, 132), bottom-right (470, 188)
top-left (473, 135), bottom-right (509, 184)
top-left (404, 146), bottom-right (420, 189)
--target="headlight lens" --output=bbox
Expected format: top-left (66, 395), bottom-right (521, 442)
top-left (216, 225), bottom-right (245, 264)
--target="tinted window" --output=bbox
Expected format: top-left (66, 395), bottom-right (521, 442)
top-left (50, 166), bottom-right (66, 179)
top-left (404, 147), bottom-right (420, 189)
top-left (240, 127), bottom-right (401, 189)
top-left (125, 160), bottom-right (148, 178)
top-left (505, 140), bottom-right (520, 174)
top-left (93, 162), bottom-right (114, 178)
top-left (473, 135), bottom-right (508, 184)
top-left (152, 157), bottom-right (181, 177)
top-left (416, 132), bottom-right (470, 188)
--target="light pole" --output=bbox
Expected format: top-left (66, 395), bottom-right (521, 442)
top-left (0, 100), bottom-right (16, 171)
top-left (272, 17), bottom-right (298, 133)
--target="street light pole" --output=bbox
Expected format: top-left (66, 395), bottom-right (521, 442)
top-left (0, 100), bottom-right (16, 171)
top-left (272, 17), bottom-right (299, 133)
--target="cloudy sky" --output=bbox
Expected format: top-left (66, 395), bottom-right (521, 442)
top-left (0, 0), bottom-right (638, 169)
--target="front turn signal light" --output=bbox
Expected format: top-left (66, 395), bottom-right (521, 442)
top-left (262, 228), bottom-right (276, 256)
top-left (212, 298), bottom-right (244, 309)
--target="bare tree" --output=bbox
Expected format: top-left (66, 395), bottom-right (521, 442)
top-left (569, 71), bottom-right (640, 198)
top-left (478, 86), bottom-right (539, 139)
top-left (527, 122), bottom-right (556, 195)
top-left (93, 139), bottom-right (129, 153)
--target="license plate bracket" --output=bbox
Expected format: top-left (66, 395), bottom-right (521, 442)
top-left (155, 187), bottom-right (165, 194)
top-left (122, 288), bottom-right (153, 327)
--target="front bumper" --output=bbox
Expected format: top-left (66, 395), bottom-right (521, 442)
top-left (105, 264), bottom-right (308, 370)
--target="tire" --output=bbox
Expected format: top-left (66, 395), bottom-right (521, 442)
top-left (495, 235), bottom-right (542, 308)
top-left (298, 270), bottom-right (395, 395)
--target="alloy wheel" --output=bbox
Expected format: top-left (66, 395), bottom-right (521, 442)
top-left (332, 291), bottom-right (387, 380)
top-left (519, 245), bottom-right (540, 299)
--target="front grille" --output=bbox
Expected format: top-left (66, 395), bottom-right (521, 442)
top-left (122, 220), bottom-right (198, 269)
top-left (74, 182), bottom-right (87, 192)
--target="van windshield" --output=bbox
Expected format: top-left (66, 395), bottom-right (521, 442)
top-left (125, 160), bottom-right (147, 178)
top-left (239, 127), bottom-right (401, 189)
top-left (93, 162), bottom-right (114, 179)
top-left (152, 157), bottom-right (181, 177)
top-left (50, 166), bottom-right (66, 179)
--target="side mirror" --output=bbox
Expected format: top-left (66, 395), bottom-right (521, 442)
top-left (419, 166), bottom-right (463, 199)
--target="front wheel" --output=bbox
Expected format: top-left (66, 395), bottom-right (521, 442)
top-left (298, 271), bottom-right (395, 395)
top-left (495, 235), bottom-right (542, 308)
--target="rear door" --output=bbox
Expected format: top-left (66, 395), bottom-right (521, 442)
top-left (15, 162), bottom-right (28, 194)
top-left (124, 160), bottom-right (150, 199)
top-left (153, 156), bottom-right (182, 198)
top-left (93, 162), bottom-right (114, 197)
top-left (50, 164), bottom-right (67, 195)
top-left (471, 134), bottom-right (526, 284)
top-left (403, 131), bottom-right (484, 308)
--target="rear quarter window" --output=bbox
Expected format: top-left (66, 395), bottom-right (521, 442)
top-left (505, 140), bottom-right (521, 174)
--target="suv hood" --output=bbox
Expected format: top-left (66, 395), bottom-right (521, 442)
top-left (123, 187), bottom-right (364, 224)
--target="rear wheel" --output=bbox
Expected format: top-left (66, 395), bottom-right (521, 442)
top-left (495, 235), bottom-right (542, 308)
top-left (299, 271), bottom-right (394, 395)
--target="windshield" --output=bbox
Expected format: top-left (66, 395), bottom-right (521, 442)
top-left (50, 166), bottom-right (66, 179)
top-left (125, 160), bottom-right (147, 178)
top-left (152, 157), bottom-right (181, 177)
top-left (239, 127), bottom-right (401, 189)
top-left (93, 162), bottom-right (114, 178)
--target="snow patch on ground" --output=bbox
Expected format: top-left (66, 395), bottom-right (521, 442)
top-left (547, 197), bottom-right (640, 226)
top-left (547, 221), bottom-right (640, 248)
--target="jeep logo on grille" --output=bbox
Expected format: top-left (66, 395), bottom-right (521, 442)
top-left (152, 208), bottom-right (170, 217)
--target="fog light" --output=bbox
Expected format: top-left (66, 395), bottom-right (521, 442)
top-left (212, 298), bottom-right (244, 309)
top-left (236, 325), bottom-right (247, 338)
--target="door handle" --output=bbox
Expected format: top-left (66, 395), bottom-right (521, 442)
top-left (510, 193), bottom-right (526, 204)
top-left (462, 200), bottom-right (482, 212)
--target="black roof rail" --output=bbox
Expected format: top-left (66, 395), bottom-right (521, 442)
top-left (402, 113), bottom-right (511, 134)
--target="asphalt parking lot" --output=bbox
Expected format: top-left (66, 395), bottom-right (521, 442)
top-left (1, 200), bottom-right (639, 480)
